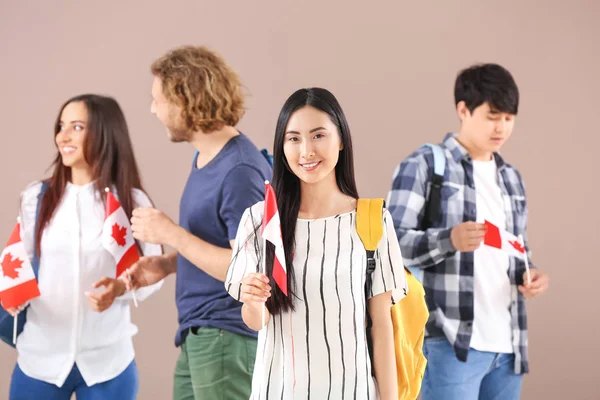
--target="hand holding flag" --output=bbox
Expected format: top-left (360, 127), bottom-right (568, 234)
top-left (239, 273), bottom-right (272, 308)
top-left (0, 218), bottom-right (41, 344)
top-left (483, 220), bottom-right (530, 285)
top-left (450, 221), bottom-right (487, 252)
top-left (517, 268), bottom-right (550, 298)
top-left (483, 220), bottom-right (549, 297)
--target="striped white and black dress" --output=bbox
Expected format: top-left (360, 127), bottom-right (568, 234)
top-left (226, 202), bottom-right (407, 400)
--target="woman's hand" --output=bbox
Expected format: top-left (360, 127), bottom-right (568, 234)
top-left (1, 301), bottom-right (27, 317)
top-left (240, 273), bottom-right (271, 309)
top-left (240, 273), bottom-right (272, 331)
top-left (85, 277), bottom-right (126, 312)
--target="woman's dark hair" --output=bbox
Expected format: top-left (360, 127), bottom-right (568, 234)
top-left (35, 94), bottom-right (145, 255)
top-left (266, 87), bottom-right (358, 315)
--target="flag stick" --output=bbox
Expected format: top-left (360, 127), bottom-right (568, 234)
top-left (261, 238), bottom-right (266, 330)
top-left (13, 314), bottom-right (17, 345)
top-left (262, 180), bottom-right (270, 330)
top-left (518, 234), bottom-right (531, 287)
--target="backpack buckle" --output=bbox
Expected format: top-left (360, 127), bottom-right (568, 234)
top-left (430, 173), bottom-right (443, 189)
top-left (366, 250), bottom-right (376, 275)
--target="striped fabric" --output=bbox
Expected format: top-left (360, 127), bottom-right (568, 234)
top-left (225, 202), bottom-right (407, 399)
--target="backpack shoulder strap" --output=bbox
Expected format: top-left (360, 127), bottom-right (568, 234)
top-left (356, 198), bottom-right (385, 253)
top-left (423, 143), bottom-right (446, 177)
top-left (421, 143), bottom-right (446, 228)
top-left (357, 198), bottom-right (385, 377)
top-left (356, 198), bottom-right (385, 297)
top-left (260, 148), bottom-right (274, 167)
top-left (31, 181), bottom-right (50, 278)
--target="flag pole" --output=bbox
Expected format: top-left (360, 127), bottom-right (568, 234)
top-left (518, 234), bottom-right (531, 286)
top-left (261, 180), bottom-right (270, 330)
top-left (262, 237), bottom-right (266, 330)
top-left (13, 314), bottom-right (17, 345)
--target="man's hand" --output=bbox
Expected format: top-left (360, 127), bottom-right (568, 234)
top-left (85, 277), bottom-right (126, 312)
top-left (124, 256), bottom-right (172, 291)
top-left (131, 207), bottom-right (180, 246)
top-left (450, 222), bottom-right (487, 252)
top-left (519, 269), bottom-right (549, 298)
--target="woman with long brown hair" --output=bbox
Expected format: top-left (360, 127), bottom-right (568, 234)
top-left (2, 94), bottom-right (162, 399)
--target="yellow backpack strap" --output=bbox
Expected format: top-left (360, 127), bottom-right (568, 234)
top-left (357, 198), bottom-right (385, 377)
top-left (356, 198), bottom-right (385, 252)
top-left (356, 198), bottom-right (385, 288)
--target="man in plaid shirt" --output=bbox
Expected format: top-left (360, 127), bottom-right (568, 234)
top-left (387, 63), bottom-right (549, 400)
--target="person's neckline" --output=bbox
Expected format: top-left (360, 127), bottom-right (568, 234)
top-left (193, 133), bottom-right (243, 171)
top-left (66, 180), bottom-right (96, 192)
top-left (296, 209), bottom-right (356, 222)
top-left (472, 158), bottom-right (495, 164)
top-left (472, 158), bottom-right (496, 169)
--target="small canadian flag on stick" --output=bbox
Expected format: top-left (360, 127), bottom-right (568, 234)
top-left (260, 181), bottom-right (288, 329)
top-left (262, 181), bottom-right (288, 296)
top-left (0, 219), bottom-right (41, 344)
top-left (101, 188), bottom-right (139, 306)
top-left (483, 219), bottom-right (531, 285)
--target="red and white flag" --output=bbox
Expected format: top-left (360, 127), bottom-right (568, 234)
top-left (483, 220), bottom-right (526, 260)
top-left (102, 189), bottom-right (139, 277)
top-left (261, 182), bottom-right (288, 296)
top-left (0, 222), bottom-right (40, 309)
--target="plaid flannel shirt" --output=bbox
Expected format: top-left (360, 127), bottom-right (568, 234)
top-left (386, 133), bottom-right (533, 374)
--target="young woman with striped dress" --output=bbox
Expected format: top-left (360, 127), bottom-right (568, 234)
top-left (225, 87), bottom-right (407, 399)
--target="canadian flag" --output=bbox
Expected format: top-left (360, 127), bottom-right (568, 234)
top-left (102, 189), bottom-right (139, 277)
top-left (483, 220), bottom-right (526, 260)
top-left (261, 182), bottom-right (288, 296)
top-left (0, 222), bottom-right (41, 309)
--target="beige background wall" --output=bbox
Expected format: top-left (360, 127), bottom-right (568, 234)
top-left (1, 1), bottom-right (599, 399)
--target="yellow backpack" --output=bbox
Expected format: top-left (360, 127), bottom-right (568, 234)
top-left (356, 198), bottom-right (429, 400)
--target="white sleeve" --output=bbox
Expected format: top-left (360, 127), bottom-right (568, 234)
top-left (224, 204), bottom-right (263, 302)
top-left (368, 210), bottom-right (409, 303)
top-left (19, 181), bottom-right (44, 262)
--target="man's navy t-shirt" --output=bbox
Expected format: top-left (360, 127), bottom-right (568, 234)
top-left (175, 133), bottom-right (272, 346)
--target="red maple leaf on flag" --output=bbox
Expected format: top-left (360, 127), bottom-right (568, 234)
top-left (1, 253), bottom-right (23, 279)
top-left (508, 240), bottom-right (525, 253)
top-left (111, 223), bottom-right (128, 247)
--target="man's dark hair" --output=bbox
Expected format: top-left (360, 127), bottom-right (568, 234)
top-left (454, 63), bottom-right (519, 115)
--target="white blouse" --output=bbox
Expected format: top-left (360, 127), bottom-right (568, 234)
top-left (225, 202), bottom-right (407, 399)
top-left (16, 181), bottom-right (163, 387)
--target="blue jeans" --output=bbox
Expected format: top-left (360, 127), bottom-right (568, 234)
top-left (421, 337), bottom-right (523, 400)
top-left (9, 361), bottom-right (138, 400)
